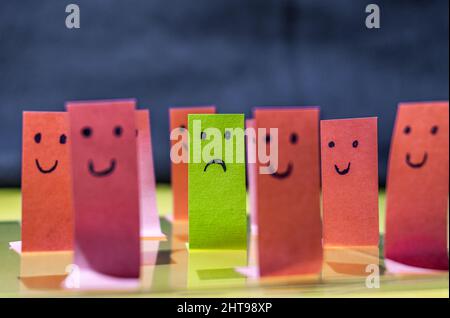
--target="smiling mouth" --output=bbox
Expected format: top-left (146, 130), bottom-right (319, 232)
top-left (334, 162), bottom-right (351, 175)
top-left (405, 152), bottom-right (428, 169)
top-left (204, 159), bottom-right (226, 172)
top-left (35, 159), bottom-right (58, 174)
top-left (88, 159), bottom-right (117, 177)
top-left (270, 162), bottom-right (293, 179)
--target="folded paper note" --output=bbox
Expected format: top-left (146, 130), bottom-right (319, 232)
top-left (169, 106), bottom-right (216, 221)
top-left (245, 119), bottom-right (258, 233)
top-left (385, 102), bottom-right (449, 270)
top-left (67, 99), bottom-right (141, 278)
top-left (21, 112), bottom-right (73, 252)
top-left (321, 117), bottom-right (379, 247)
top-left (188, 114), bottom-right (247, 249)
top-left (136, 109), bottom-right (163, 238)
top-left (255, 108), bottom-right (322, 277)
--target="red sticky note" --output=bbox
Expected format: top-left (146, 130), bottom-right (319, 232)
top-left (136, 110), bottom-right (163, 238)
top-left (67, 99), bottom-right (141, 278)
top-left (169, 106), bottom-right (216, 221)
top-left (255, 108), bottom-right (322, 277)
top-left (321, 117), bottom-right (379, 247)
top-left (385, 102), bottom-right (449, 270)
top-left (246, 119), bottom-right (258, 232)
top-left (21, 112), bottom-right (73, 252)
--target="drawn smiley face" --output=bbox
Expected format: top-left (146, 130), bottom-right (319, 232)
top-left (67, 100), bottom-right (139, 184)
top-left (254, 108), bottom-right (320, 187)
top-left (80, 125), bottom-right (122, 177)
top-left (390, 102), bottom-right (449, 174)
top-left (33, 131), bottom-right (68, 174)
top-left (327, 139), bottom-right (359, 176)
top-left (402, 124), bottom-right (439, 169)
top-left (263, 131), bottom-right (299, 179)
top-left (321, 117), bottom-right (378, 185)
top-left (23, 112), bottom-right (70, 178)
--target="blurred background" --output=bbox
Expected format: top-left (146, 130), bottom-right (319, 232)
top-left (0, 0), bottom-right (448, 187)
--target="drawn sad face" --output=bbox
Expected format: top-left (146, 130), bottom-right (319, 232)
top-left (200, 129), bottom-right (230, 172)
top-left (188, 114), bottom-right (245, 177)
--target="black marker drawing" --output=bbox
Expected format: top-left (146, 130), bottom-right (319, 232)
top-left (88, 159), bottom-right (117, 177)
top-left (35, 159), bottom-right (58, 174)
top-left (204, 159), bottom-right (226, 172)
top-left (405, 152), bottom-right (427, 169)
top-left (402, 125), bottom-right (437, 169)
top-left (270, 162), bottom-right (293, 179)
top-left (334, 162), bottom-right (351, 175)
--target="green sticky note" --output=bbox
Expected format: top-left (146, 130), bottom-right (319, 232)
top-left (188, 114), bottom-right (247, 250)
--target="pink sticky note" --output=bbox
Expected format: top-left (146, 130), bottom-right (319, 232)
top-left (255, 108), bottom-right (323, 277)
top-left (21, 112), bottom-right (73, 252)
top-left (245, 119), bottom-right (258, 233)
top-left (169, 106), bottom-right (216, 221)
top-left (385, 102), bottom-right (449, 270)
top-left (321, 117), bottom-right (379, 247)
top-left (136, 110), bottom-right (163, 238)
top-left (67, 99), bottom-right (141, 278)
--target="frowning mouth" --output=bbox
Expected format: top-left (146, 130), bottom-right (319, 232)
top-left (270, 162), bottom-right (293, 179)
top-left (35, 159), bottom-right (58, 174)
top-left (405, 152), bottom-right (427, 169)
top-left (334, 162), bottom-right (351, 175)
top-left (88, 159), bottom-right (117, 177)
top-left (204, 159), bottom-right (226, 172)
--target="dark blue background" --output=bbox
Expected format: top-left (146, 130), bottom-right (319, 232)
top-left (0, 0), bottom-right (448, 186)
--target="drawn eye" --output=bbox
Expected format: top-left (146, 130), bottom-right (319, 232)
top-left (328, 141), bottom-right (335, 148)
top-left (224, 130), bottom-right (231, 140)
top-left (290, 133), bottom-right (298, 144)
top-left (431, 125), bottom-right (438, 135)
top-left (200, 131), bottom-right (207, 140)
top-left (113, 126), bottom-right (123, 137)
top-left (265, 134), bottom-right (271, 143)
top-left (59, 134), bottom-right (67, 144)
top-left (352, 140), bottom-right (359, 148)
top-left (403, 126), bottom-right (411, 134)
top-left (81, 127), bottom-right (92, 138)
top-left (34, 133), bottom-right (42, 144)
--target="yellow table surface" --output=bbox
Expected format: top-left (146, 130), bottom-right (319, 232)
top-left (0, 185), bottom-right (447, 298)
